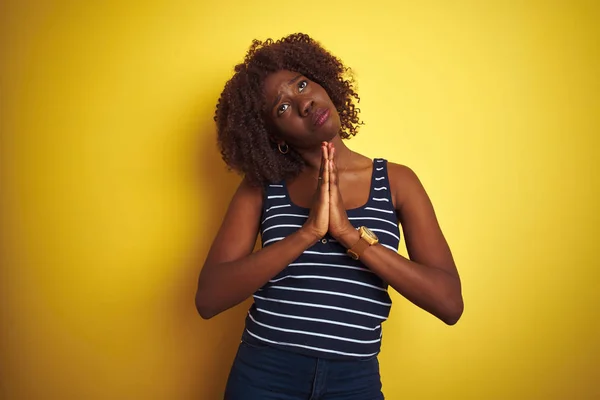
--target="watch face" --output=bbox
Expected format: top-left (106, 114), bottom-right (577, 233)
top-left (362, 226), bottom-right (377, 240)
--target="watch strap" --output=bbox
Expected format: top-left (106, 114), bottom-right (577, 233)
top-left (347, 237), bottom-right (371, 260)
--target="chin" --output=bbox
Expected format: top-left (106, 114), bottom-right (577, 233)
top-left (324, 124), bottom-right (342, 141)
top-left (326, 131), bottom-right (340, 142)
top-left (317, 118), bottom-right (342, 140)
top-left (311, 128), bottom-right (337, 144)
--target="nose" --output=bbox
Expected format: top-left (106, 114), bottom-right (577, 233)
top-left (298, 97), bottom-right (313, 117)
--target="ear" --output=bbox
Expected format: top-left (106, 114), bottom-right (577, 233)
top-left (267, 134), bottom-right (278, 144)
top-left (266, 135), bottom-right (283, 147)
top-left (266, 129), bottom-right (284, 146)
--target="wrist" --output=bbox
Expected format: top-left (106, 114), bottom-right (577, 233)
top-left (346, 226), bottom-right (380, 260)
top-left (338, 228), bottom-right (360, 249)
top-left (297, 226), bottom-right (322, 246)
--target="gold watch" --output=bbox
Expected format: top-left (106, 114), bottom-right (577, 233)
top-left (347, 226), bottom-right (379, 260)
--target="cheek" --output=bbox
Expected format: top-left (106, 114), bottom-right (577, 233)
top-left (332, 110), bottom-right (342, 124)
top-left (277, 118), bottom-right (307, 136)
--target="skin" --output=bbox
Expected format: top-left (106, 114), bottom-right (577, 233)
top-left (196, 70), bottom-right (464, 325)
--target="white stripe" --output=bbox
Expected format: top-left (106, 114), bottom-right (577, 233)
top-left (374, 187), bottom-right (387, 191)
top-left (375, 177), bottom-right (385, 181)
top-left (348, 216), bottom-right (398, 228)
top-left (253, 295), bottom-right (389, 319)
top-left (245, 329), bottom-right (379, 358)
top-left (269, 184), bottom-right (284, 187)
top-left (372, 197), bottom-right (389, 202)
top-left (266, 204), bottom-right (291, 213)
top-left (262, 213), bottom-right (308, 224)
top-left (289, 262), bottom-right (372, 273)
top-left (268, 286), bottom-right (392, 306)
top-left (262, 224), bottom-right (302, 233)
top-left (371, 228), bottom-right (400, 241)
top-left (263, 237), bottom-right (284, 246)
top-left (248, 313), bottom-right (381, 344)
top-left (303, 251), bottom-right (347, 256)
top-left (267, 195), bottom-right (286, 199)
top-left (268, 275), bottom-right (386, 291)
top-left (376, 167), bottom-right (384, 171)
top-left (381, 243), bottom-right (398, 252)
top-left (365, 207), bottom-right (394, 214)
top-left (375, 159), bottom-right (384, 163)
top-left (256, 308), bottom-right (381, 331)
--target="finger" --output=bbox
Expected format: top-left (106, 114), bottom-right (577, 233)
top-left (318, 144), bottom-right (326, 183)
top-left (328, 146), bottom-right (336, 186)
top-left (320, 148), bottom-right (330, 197)
top-left (329, 158), bottom-right (337, 187)
top-left (316, 143), bottom-right (329, 194)
top-left (323, 148), bottom-right (330, 186)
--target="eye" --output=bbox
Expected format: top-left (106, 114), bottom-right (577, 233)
top-left (298, 80), bottom-right (308, 91)
top-left (277, 103), bottom-right (289, 116)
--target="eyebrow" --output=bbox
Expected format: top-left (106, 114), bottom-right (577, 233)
top-left (271, 74), bottom-right (303, 111)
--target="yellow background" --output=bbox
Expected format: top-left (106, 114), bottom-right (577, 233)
top-left (1, 1), bottom-right (598, 399)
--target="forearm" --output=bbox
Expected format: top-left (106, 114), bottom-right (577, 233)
top-left (340, 232), bottom-right (463, 325)
top-left (196, 228), bottom-right (318, 319)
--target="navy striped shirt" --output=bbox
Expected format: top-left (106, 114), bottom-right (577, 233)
top-left (242, 158), bottom-right (401, 360)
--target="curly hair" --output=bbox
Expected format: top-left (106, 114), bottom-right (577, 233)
top-left (214, 33), bottom-right (362, 186)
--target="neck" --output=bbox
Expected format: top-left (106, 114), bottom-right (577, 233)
top-left (299, 135), bottom-right (353, 171)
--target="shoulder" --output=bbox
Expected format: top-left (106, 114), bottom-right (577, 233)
top-left (386, 161), bottom-right (419, 180)
top-left (385, 162), bottom-right (428, 211)
top-left (231, 175), bottom-right (265, 208)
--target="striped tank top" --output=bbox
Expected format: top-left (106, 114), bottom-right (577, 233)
top-left (242, 158), bottom-right (401, 360)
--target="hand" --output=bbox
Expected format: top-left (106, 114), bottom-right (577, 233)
top-left (302, 142), bottom-right (330, 240)
top-left (328, 143), bottom-right (359, 248)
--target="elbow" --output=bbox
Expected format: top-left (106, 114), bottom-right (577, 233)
top-left (197, 306), bottom-right (216, 320)
top-left (195, 273), bottom-right (222, 319)
top-left (195, 292), bottom-right (218, 320)
top-left (442, 296), bottom-right (464, 326)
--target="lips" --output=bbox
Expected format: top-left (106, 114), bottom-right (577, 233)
top-left (312, 108), bottom-right (330, 127)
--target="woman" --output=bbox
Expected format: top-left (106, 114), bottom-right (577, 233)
top-left (196, 33), bottom-right (463, 400)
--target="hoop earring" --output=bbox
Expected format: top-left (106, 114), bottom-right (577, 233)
top-left (278, 143), bottom-right (289, 155)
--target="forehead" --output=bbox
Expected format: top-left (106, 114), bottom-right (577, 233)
top-left (263, 70), bottom-right (301, 99)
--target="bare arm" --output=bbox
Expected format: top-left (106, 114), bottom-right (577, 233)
top-left (337, 164), bottom-right (463, 325)
top-left (196, 147), bottom-right (331, 319)
top-left (194, 178), bottom-right (314, 319)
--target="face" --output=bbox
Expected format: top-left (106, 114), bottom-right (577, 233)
top-left (262, 69), bottom-right (341, 150)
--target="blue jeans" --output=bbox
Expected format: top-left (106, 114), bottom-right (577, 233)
top-left (223, 338), bottom-right (384, 400)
